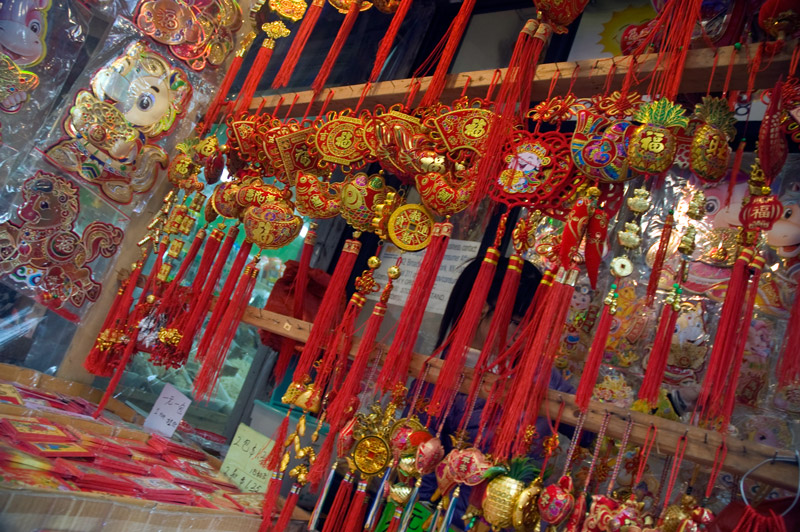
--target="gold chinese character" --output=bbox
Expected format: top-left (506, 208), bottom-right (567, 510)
top-left (334, 131), bottom-right (353, 149)
top-left (640, 130), bottom-right (665, 153)
top-left (464, 118), bottom-right (487, 138)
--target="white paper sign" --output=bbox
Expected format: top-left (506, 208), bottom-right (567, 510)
top-left (143, 383), bottom-right (191, 438)
top-left (368, 239), bottom-right (481, 315)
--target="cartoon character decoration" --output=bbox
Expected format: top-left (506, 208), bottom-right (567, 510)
top-left (0, 172), bottom-right (123, 308)
top-left (665, 301), bottom-right (708, 384)
top-left (0, 0), bottom-right (50, 113)
top-left (136, 0), bottom-right (243, 70)
top-left (767, 182), bottom-right (800, 279)
top-left (46, 41), bottom-right (192, 204)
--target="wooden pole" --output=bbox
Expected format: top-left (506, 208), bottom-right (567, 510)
top-left (249, 42), bottom-right (795, 117)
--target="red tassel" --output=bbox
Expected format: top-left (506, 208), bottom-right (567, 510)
top-left (718, 255), bottom-right (764, 423)
top-left (639, 290), bottom-right (681, 406)
top-left (342, 478), bottom-right (369, 532)
top-left (428, 247), bottom-right (499, 417)
top-left (273, 229), bottom-right (316, 382)
top-left (200, 32), bottom-right (253, 136)
top-left (328, 300), bottom-right (389, 430)
top-left (272, 0), bottom-right (324, 89)
top-left (732, 506), bottom-right (787, 532)
top-left (646, 210), bottom-right (674, 306)
top-left (84, 261), bottom-right (144, 376)
top-left (376, 222), bottom-right (451, 394)
top-left (174, 225), bottom-right (239, 359)
top-left (726, 140), bottom-right (746, 207)
top-left (158, 227), bottom-right (207, 311)
top-left (584, 208), bottom-right (610, 290)
top-left (322, 473), bottom-right (355, 532)
top-left (311, 1), bottom-right (362, 95)
top-left (263, 414), bottom-right (290, 470)
top-left (369, 0), bottom-right (414, 82)
top-left (194, 260), bottom-right (259, 401)
top-left (461, 256), bottom-right (523, 421)
top-left (474, 19), bottom-right (547, 198)
top-left (313, 292), bottom-right (365, 398)
top-left (418, 0), bottom-right (477, 107)
top-left (195, 241), bottom-right (254, 362)
top-left (491, 269), bottom-right (576, 459)
top-left (93, 241), bottom-right (168, 416)
top-left (258, 471), bottom-right (284, 532)
top-left (696, 247), bottom-right (755, 423)
top-left (292, 239), bottom-right (360, 384)
top-left (385, 508), bottom-right (402, 532)
top-left (575, 284), bottom-right (617, 411)
top-left (778, 281), bottom-right (800, 387)
top-left (234, 39), bottom-right (275, 116)
top-left (270, 484), bottom-right (301, 532)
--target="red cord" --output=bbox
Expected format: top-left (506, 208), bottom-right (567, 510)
top-left (635, 424), bottom-right (657, 486)
top-left (705, 439), bottom-right (728, 500)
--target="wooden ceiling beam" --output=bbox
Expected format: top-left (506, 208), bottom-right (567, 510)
top-left (250, 41), bottom-right (795, 117)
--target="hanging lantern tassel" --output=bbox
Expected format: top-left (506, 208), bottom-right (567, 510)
top-left (201, 32), bottom-right (256, 135)
top-left (321, 472), bottom-right (356, 532)
top-left (155, 227), bottom-right (207, 325)
top-left (151, 225), bottom-right (224, 364)
top-left (308, 428), bottom-right (335, 493)
top-left (428, 245), bottom-right (500, 417)
top-left (376, 222), bottom-right (450, 395)
top-left (84, 259), bottom-right (144, 376)
top-left (195, 241), bottom-right (255, 362)
top-left (291, 238), bottom-right (361, 387)
top-left (777, 280), bottom-right (800, 389)
top-left (94, 238), bottom-right (168, 416)
top-left (234, 22), bottom-right (290, 116)
top-left (646, 209), bottom-right (674, 306)
top-left (474, 18), bottom-right (549, 198)
top-left (173, 224), bottom-right (240, 361)
top-left (397, 477), bottom-right (423, 532)
top-left (327, 277), bottom-right (394, 430)
top-left (575, 282), bottom-right (618, 411)
top-left (270, 482), bottom-right (302, 532)
top-left (462, 254), bottom-right (523, 412)
top-left (438, 487), bottom-right (460, 532)
top-left (258, 470), bottom-right (286, 532)
top-left (311, 1), bottom-right (363, 95)
top-left (194, 257), bottom-right (260, 401)
top-left (342, 477), bottom-right (369, 532)
top-left (369, 0), bottom-right (414, 82)
top-left (639, 280), bottom-right (682, 406)
top-left (364, 465), bottom-right (393, 531)
top-left (718, 254), bottom-right (765, 423)
top-left (274, 226), bottom-right (317, 383)
top-left (272, 0), bottom-right (325, 89)
top-left (696, 246), bottom-right (754, 423)
top-left (725, 139), bottom-right (746, 207)
top-left (418, 0), bottom-right (478, 107)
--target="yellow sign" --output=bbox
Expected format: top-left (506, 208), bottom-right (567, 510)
top-left (221, 423), bottom-right (275, 493)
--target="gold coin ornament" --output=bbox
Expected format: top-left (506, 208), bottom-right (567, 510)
top-left (387, 203), bottom-right (434, 251)
top-left (352, 435), bottom-right (391, 476)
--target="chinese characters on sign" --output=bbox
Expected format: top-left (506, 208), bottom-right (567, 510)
top-left (143, 383), bottom-right (192, 438)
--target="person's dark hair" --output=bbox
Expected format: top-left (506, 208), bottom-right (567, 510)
top-left (436, 256), bottom-right (543, 347)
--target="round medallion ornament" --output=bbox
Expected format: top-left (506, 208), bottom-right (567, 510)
top-left (610, 256), bottom-right (634, 277)
top-left (387, 203), bottom-right (434, 251)
top-left (352, 435), bottom-right (391, 476)
top-left (313, 116), bottom-right (369, 166)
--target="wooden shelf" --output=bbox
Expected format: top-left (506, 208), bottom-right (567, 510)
top-left (242, 306), bottom-right (800, 492)
top-left (250, 42), bottom-right (795, 118)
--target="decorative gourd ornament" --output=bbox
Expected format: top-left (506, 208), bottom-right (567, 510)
top-left (690, 96), bottom-right (737, 182)
top-left (628, 99), bottom-right (689, 174)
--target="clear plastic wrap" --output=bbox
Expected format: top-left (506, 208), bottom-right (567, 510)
top-left (0, 0), bottom-right (86, 181)
top-left (35, 17), bottom-right (216, 217)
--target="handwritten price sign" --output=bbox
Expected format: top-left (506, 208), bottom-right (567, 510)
top-left (143, 383), bottom-right (191, 438)
top-left (221, 423), bottom-right (275, 493)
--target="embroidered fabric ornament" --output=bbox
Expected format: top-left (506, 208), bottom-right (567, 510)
top-left (46, 41), bottom-right (192, 204)
top-left (570, 110), bottom-right (635, 183)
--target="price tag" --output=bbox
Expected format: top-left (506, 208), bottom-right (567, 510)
top-left (221, 423), bottom-right (275, 493)
top-left (143, 383), bottom-right (191, 438)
